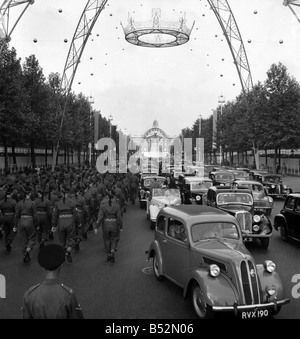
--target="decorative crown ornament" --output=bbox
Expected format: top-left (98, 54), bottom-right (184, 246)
top-left (121, 8), bottom-right (195, 48)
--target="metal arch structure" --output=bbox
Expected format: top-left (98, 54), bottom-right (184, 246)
top-left (54, 0), bottom-right (254, 169)
top-left (283, 0), bottom-right (300, 23)
top-left (0, 0), bottom-right (34, 56)
top-left (207, 0), bottom-right (253, 95)
top-left (52, 0), bottom-right (108, 170)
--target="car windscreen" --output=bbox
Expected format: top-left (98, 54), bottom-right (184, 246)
top-left (152, 188), bottom-right (180, 197)
top-left (190, 181), bottom-right (212, 190)
top-left (214, 173), bottom-right (234, 180)
top-left (191, 222), bottom-right (240, 242)
top-left (217, 192), bottom-right (253, 205)
top-left (264, 176), bottom-right (282, 183)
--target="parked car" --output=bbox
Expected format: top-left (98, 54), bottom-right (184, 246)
top-left (181, 176), bottom-right (213, 205)
top-left (254, 173), bottom-right (292, 199)
top-left (227, 169), bottom-right (250, 180)
top-left (206, 186), bottom-right (273, 248)
top-left (234, 180), bottom-right (274, 216)
top-left (138, 175), bottom-right (165, 209)
top-left (146, 187), bottom-right (181, 229)
top-left (274, 193), bottom-right (300, 241)
top-left (209, 170), bottom-right (235, 186)
top-left (147, 205), bottom-right (289, 319)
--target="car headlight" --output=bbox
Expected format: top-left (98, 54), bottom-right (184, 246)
top-left (209, 264), bottom-right (220, 277)
top-left (265, 285), bottom-right (276, 296)
top-left (252, 225), bottom-right (260, 232)
top-left (268, 196), bottom-right (273, 203)
top-left (195, 195), bottom-right (201, 201)
top-left (264, 260), bottom-right (276, 273)
top-left (253, 215), bottom-right (261, 223)
top-left (271, 184), bottom-right (275, 189)
top-left (220, 183), bottom-right (225, 186)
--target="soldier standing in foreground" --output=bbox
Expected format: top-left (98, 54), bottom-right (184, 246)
top-left (21, 244), bottom-right (84, 319)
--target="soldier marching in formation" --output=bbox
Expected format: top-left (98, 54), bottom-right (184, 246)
top-left (0, 165), bottom-right (140, 266)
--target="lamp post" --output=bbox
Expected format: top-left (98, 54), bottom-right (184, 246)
top-left (88, 96), bottom-right (94, 166)
top-left (218, 95), bottom-right (225, 166)
top-left (108, 114), bottom-right (113, 163)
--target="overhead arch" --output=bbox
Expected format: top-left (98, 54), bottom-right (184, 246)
top-left (0, 0), bottom-right (34, 56)
top-left (53, 0), bottom-right (254, 169)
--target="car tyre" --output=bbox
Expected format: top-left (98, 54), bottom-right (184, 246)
top-left (191, 282), bottom-right (213, 319)
top-left (153, 253), bottom-right (164, 281)
top-left (269, 305), bottom-right (281, 317)
top-left (260, 238), bottom-right (269, 249)
top-left (279, 224), bottom-right (289, 242)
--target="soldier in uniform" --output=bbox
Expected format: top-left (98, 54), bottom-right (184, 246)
top-left (0, 187), bottom-right (17, 252)
top-left (14, 188), bottom-right (38, 263)
top-left (68, 187), bottom-right (88, 249)
top-left (51, 187), bottom-right (78, 263)
top-left (21, 244), bottom-right (84, 319)
top-left (95, 190), bottom-right (123, 263)
top-left (34, 189), bottom-right (52, 249)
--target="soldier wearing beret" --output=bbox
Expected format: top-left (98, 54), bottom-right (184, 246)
top-left (21, 244), bottom-right (84, 319)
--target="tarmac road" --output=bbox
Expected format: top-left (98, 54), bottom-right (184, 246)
top-left (0, 175), bottom-right (299, 319)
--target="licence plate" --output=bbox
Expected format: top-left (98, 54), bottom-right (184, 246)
top-left (240, 308), bottom-right (269, 319)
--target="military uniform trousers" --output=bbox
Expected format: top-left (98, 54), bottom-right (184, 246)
top-left (1, 213), bottom-right (16, 245)
top-left (57, 215), bottom-right (76, 251)
top-left (75, 210), bottom-right (85, 241)
top-left (18, 216), bottom-right (37, 253)
top-left (36, 212), bottom-right (50, 243)
top-left (102, 219), bottom-right (120, 254)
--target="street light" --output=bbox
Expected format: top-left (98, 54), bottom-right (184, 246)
top-left (88, 96), bottom-right (94, 166)
top-left (218, 95), bottom-right (225, 165)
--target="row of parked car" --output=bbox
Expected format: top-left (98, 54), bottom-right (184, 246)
top-left (140, 167), bottom-right (296, 319)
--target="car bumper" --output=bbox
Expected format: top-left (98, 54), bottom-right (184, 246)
top-left (242, 233), bottom-right (272, 239)
top-left (213, 298), bottom-right (290, 314)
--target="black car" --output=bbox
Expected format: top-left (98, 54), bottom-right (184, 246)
top-left (209, 170), bottom-right (235, 186)
top-left (253, 173), bottom-right (292, 199)
top-left (274, 193), bottom-right (300, 241)
top-left (181, 176), bottom-right (213, 205)
top-left (206, 186), bottom-right (273, 249)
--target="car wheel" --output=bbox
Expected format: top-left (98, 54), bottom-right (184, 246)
top-left (279, 224), bottom-right (289, 242)
top-left (153, 253), bottom-right (164, 281)
top-left (150, 221), bottom-right (155, 230)
top-left (191, 283), bottom-right (213, 319)
top-left (260, 238), bottom-right (269, 249)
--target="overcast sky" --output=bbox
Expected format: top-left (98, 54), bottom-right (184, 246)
top-left (7, 0), bottom-right (300, 137)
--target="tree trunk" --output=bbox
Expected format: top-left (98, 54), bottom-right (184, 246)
top-left (66, 145), bottom-right (70, 166)
top-left (265, 150), bottom-right (268, 169)
top-left (64, 146), bottom-right (67, 165)
top-left (45, 144), bottom-right (48, 167)
top-left (3, 137), bottom-right (9, 172)
top-left (12, 141), bottom-right (17, 170)
top-left (30, 138), bottom-right (36, 168)
top-left (77, 145), bottom-right (81, 166)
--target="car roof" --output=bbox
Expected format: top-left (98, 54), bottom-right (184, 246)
top-left (234, 180), bottom-right (263, 186)
top-left (163, 205), bottom-right (230, 217)
top-left (184, 176), bottom-right (212, 182)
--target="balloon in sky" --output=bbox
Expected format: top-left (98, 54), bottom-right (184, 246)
top-left (64, 39), bottom-right (68, 43)
top-left (58, 9), bottom-right (62, 13)
top-left (279, 40), bottom-right (283, 44)
top-left (33, 38), bottom-right (37, 43)
top-left (254, 10), bottom-right (257, 14)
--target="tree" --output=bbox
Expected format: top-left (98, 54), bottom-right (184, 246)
top-left (0, 44), bottom-right (29, 170)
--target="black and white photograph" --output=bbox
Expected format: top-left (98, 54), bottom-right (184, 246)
top-left (0, 0), bottom-right (300, 324)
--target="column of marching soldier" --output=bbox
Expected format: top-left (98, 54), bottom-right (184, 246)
top-left (0, 166), bottom-right (140, 264)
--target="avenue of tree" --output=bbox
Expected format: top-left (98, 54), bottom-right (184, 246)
top-left (1, 43), bottom-right (300, 171)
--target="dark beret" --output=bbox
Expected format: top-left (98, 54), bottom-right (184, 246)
top-left (38, 244), bottom-right (65, 270)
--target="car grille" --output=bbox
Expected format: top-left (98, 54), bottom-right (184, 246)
top-left (235, 211), bottom-right (252, 232)
top-left (240, 260), bottom-right (260, 304)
